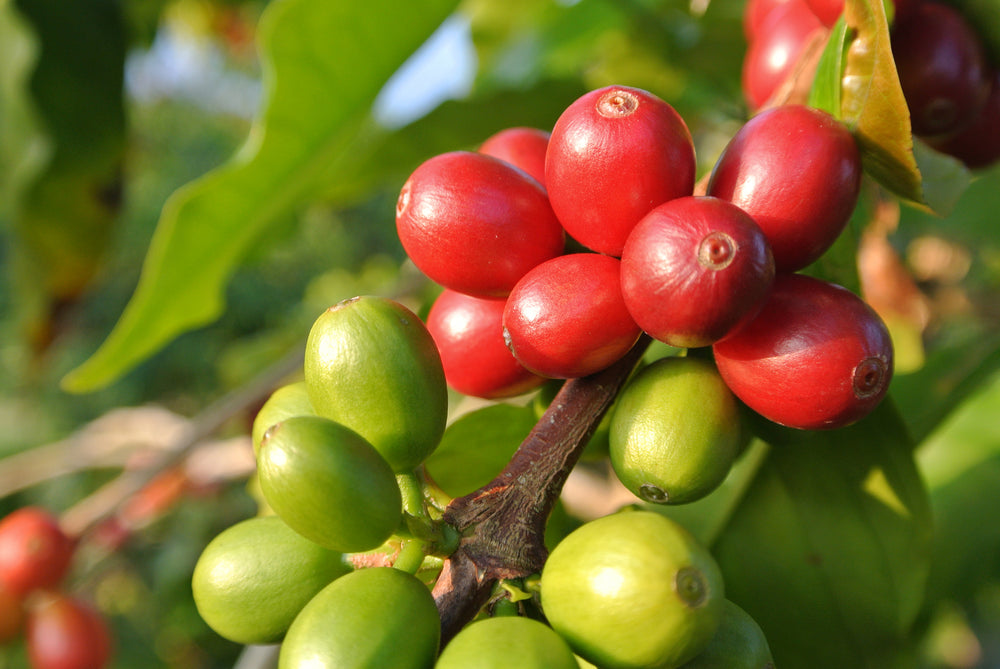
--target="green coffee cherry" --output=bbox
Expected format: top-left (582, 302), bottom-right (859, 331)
top-left (251, 381), bottom-right (315, 456)
top-left (541, 510), bottom-right (725, 669)
top-left (304, 296), bottom-right (448, 472)
top-left (257, 415), bottom-right (401, 552)
top-left (191, 516), bottom-right (349, 645)
top-left (609, 356), bottom-right (741, 505)
top-left (436, 616), bottom-right (579, 669)
top-left (278, 567), bottom-right (440, 669)
top-left (679, 599), bottom-right (774, 669)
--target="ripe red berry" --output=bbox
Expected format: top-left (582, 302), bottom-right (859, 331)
top-left (26, 593), bottom-right (112, 669)
top-left (929, 68), bottom-right (1000, 170)
top-left (620, 196), bottom-right (775, 348)
top-left (396, 151), bottom-right (565, 297)
top-left (743, 0), bottom-right (795, 42)
top-left (478, 127), bottom-right (550, 187)
top-left (712, 273), bottom-right (893, 430)
top-left (503, 253), bottom-right (642, 379)
top-left (804, 0), bottom-right (843, 26)
top-left (426, 288), bottom-right (546, 399)
top-left (707, 104), bottom-right (862, 272)
top-left (741, 0), bottom-right (823, 109)
top-left (0, 508), bottom-right (75, 598)
top-left (545, 86), bottom-right (695, 257)
top-left (891, 1), bottom-right (990, 137)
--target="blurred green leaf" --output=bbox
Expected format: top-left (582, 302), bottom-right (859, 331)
top-left (424, 404), bottom-right (538, 498)
top-left (808, 18), bottom-right (848, 117)
top-left (62, 0), bottom-right (459, 392)
top-left (841, 0), bottom-right (922, 204)
top-left (713, 402), bottom-right (932, 668)
top-left (912, 138), bottom-right (973, 217)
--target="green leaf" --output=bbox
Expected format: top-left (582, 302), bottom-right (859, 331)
top-left (62, 0), bottom-right (459, 392)
top-left (713, 401), bottom-right (933, 668)
top-left (424, 404), bottom-right (538, 498)
top-left (911, 138), bottom-right (973, 217)
top-left (808, 17), bottom-right (848, 117)
top-left (840, 0), bottom-right (922, 204)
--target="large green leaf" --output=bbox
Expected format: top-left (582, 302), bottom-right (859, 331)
top-left (713, 402), bottom-right (933, 668)
top-left (62, 0), bottom-right (459, 392)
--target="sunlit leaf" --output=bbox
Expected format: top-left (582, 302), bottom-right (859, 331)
top-left (62, 0), bottom-right (460, 392)
top-left (808, 17), bottom-right (848, 117)
top-left (713, 401), bottom-right (933, 668)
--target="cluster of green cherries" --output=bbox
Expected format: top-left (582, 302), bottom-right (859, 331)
top-left (191, 293), bottom-right (774, 668)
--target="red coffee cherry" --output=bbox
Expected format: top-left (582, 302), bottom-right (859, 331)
top-left (743, 0), bottom-right (795, 42)
top-left (707, 104), bottom-right (862, 272)
top-left (804, 0), bottom-right (843, 26)
top-left (0, 508), bottom-right (75, 598)
top-left (478, 126), bottom-right (550, 187)
top-left (426, 288), bottom-right (546, 399)
top-left (929, 68), bottom-right (1000, 170)
top-left (891, 1), bottom-right (990, 137)
top-left (620, 196), bottom-right (775, 348)
top-left (396, 151), bottom-right (565, 297)
top-left (26, 593), bottom-right (112, 669)
top-left (545, 85), bottom-right (695, 257)
top-left (741, 0), bottom-right (823, 110)
top-left (712, 273), bottom-right (893, 430)
top-left (503, 253), bottom-right (642, 379)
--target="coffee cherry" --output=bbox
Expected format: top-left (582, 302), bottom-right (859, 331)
top-left (743, 0), bottom-right (794, 42)
top-left (620, 196), bottom-right (775, 349)
top-left (0, 507), bottom-right (75, 598)
top-left (502, 253), bottom-right (642, 379)
top-left (609, 357), bottom-right (742, 505)
top-left (679, 599), bottom-right (774, 669)
top-left (396, 151), bottom-right (564, 297)
top-left (26, 593), bottom-right (112, 669)
top-left (251, 381), bottom-right (315, 457)
top-left (707, 105), bottom-right (862, 272)
top-left (426, 289), bottom-right (545, 399)
top-left (278, 567), bottom-right (440, 669)
top-left (891, 1), bottom-right (990, 137)
top-left (257, 416), bottom-right (402, 552)
top-left (545, 85), bottom-right (695, 257)
top-left (804, 0), bottom-right (842, 26)
top-left (541, 510), bottom-right (725, 669)
top-left (741, 0), bottom-right (823, 110)
top-left (436, 616), bottom-right (579, 669)
top-left (712, 273), bottom-right (893, 430)
top-left (929, 68), bottom-right (1000, 170)
top-left (192, 516), bottom-right (350, 645)
top-left (478, 126), bottom-right (550, 187)
top-left (304, 296), bottom-right (447, 472)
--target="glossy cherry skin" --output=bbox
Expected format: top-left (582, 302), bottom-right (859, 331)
top-left (396, 151), bottom-right (565, 297)
top-left (891, 1), bottom-right (990, 137)
top-left (804, 0), bottom-right (843, 26)
top-left (503, 253), bottom-right (642, 379)
top-left (930, 68), bottom-right (1000, 170)
top-left (712, 274), bottom-right (893, 430)
top-left (707, 105), bottom-right (862, 272)
top-left (479, 126), bottom-right (550, 187)
top-left (545, 85), bottom-right (695, 257)
top-left (0, 508), bottom-right (75, 598)
top-left (741, 0), bottom-right (823, 110)
top-left (26, 593), bottom-right (112, 669)
top-left (743, 0), bottom-right (795, 42)
top-left (620, 196), bottom-right (775, 348)
top-left (426, 288), bottom-right (546, 399)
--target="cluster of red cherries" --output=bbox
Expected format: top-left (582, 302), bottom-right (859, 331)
top-left (743, 0), bottom-right (1000, 169)
top-left (397, 84), bottom-right (894, 432)
top-left (0, 506), bottom-right (112, 669)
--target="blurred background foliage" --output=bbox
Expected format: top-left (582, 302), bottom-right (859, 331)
top-left (0, 0), bottom-right (999, 667)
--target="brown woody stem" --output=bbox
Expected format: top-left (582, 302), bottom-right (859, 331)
top-left (431, 335), bottom-right (651, 643)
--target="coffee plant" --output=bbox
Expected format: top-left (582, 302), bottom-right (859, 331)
top-left (2, 0), bottom-right (1000, 667)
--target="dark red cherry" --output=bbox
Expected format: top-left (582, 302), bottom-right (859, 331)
top-left (479, 127), bottom-right (550, 187)
top-left (712, 273), bottom-right (893, 430)
top-left (929, 68), bottom-right (1000, 170)
top-left (741, 0), bottom-right (824, 110)
top-left (620, 196), bottom-right (775, 349)
top-left (545, 86), bottom-right (695, 257)
top-left (891, 1), bottom-right (990, 137)
top-left (426, 289), bottom-right (546, 399)
top-left (396, 151), bottom-right (565, 297)
top-left (503, 253), bottom-right (642, 379)
top-left (707, 104), bottom-right (862, 272)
